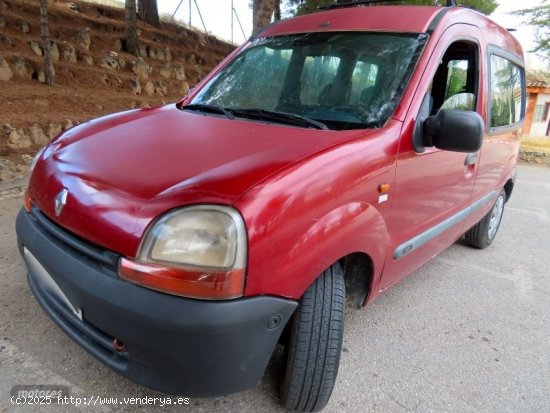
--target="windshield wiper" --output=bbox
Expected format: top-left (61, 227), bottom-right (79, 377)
top-left (181, 103), bottom-right (234, 120)
top-left (230, 108), bottom-right (328, 130)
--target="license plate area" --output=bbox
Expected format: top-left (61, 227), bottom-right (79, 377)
top-left (23, 247), bottom-right (83, 321)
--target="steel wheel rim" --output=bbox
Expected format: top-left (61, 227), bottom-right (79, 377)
top-left (488, 194), bottom-right (505, 240)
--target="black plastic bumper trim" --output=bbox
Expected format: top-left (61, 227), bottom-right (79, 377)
top-left (16, 209), bottom-right (298, 396)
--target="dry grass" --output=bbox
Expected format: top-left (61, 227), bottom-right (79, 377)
top-left (521, 137), bottom-right (550, 153)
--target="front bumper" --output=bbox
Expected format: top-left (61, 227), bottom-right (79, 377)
top-left (16, 208), bottom-right (297, 396)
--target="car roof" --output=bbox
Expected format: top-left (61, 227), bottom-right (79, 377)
top-left (260, 6), bottom-right (442, 35)
top-left (257, 5), bottom-right (523, 62)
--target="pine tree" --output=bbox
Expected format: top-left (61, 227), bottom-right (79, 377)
top-left (287, 0), bottom-right (498, 16)
top-left (125, 0), bottom-right (139, 56)
top-left (252, 0), bottom-right (278, 35)
top-left (513, 1), bottom-right (550, 60)
top-left (138, 0), bottom-right (160, 28)
top-left (39, 0), bottom-right (54, 86)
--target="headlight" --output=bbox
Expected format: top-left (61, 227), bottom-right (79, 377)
top-left (119, 206), bottom-right (248, 300)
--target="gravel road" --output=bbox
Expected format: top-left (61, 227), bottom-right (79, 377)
top-left (0, 165), bottom-right (548, 413)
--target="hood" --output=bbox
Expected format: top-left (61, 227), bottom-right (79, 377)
top-left (29, 104), bottom-right (365, 257)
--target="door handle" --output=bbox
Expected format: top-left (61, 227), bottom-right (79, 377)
top-left (465, 153), bottom-right (478, 166)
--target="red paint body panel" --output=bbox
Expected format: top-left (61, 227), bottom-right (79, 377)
top-left (28, 5), bottom-right (524, 303)
top-left (29, 106), bottom-right (361, 257)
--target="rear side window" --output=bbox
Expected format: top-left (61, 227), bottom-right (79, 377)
top-left (490, 54), bottom-right (524, 128)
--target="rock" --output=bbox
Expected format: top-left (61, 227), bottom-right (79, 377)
top-left (181, 81), bottom-right (190, 95)
top-left (29, 40), bottom-right (43, 56)
top-left (113, 38), bottom-right (122, 51)
top-left (28, 124), bottom-right (49, 145)
top-left (154, 80), bottom-right (168, 96)
top-left (0, 0), bottom-right (8, 11)
top-left (138, 45), bottom-right (147, 58)
top-left (67, 2), bottom-right (81, 13)
top-left (79, 53), bottom-right (93, 65)
top-left (62, 44), bottom-right (77, 63)
top-left (101, 74), bottom-right (122, 88)
top-left (4, 124), bottom-right (31, 149)
top-left (0, 158), bottom-right (27, 181)
top-left (129, 77), bottom-right (141, 95)
top-left (188, 53), bottom-right (196, 65)
top-left (117, 56), bottom-right (126, 70)
top-left (0, 33), bottom-right (14, 48)
top-left (37, 64), bottom-right (55, 83)
top-left (165, 47), bottom-right (173, 62)
top-left (519, 149), bottom-right (550, 167)
top-left (132, 57), bottom-right (152, 80)
top-left (144, 81), bottom-right (154, 96)
top-left (63, 119), bottom-right (74, 130)
top-left (77, 28), bottom-right (91, 51)
top-left (0, 53), bottom-right (12, 81)
top-left (173, 64), bottom-right (186, 81)
top-left (155, 48), bottom-right (166, 62)
top-left (0, 16), bottom-right (6, 30)
top-left (100, 55), bottom-right (120, 70)
top-left (11, 54), bottom-right (34, 79)
top-left (160, 63), bottom-right (172, 79)
top-left (47, 123), bottom-right (62, 140)
top-left (50, 41), bottom-right (59, 62)
top-left (21, 154), bottom-right (33, 166)
top-left (16, 19), bottom-right (30, 34)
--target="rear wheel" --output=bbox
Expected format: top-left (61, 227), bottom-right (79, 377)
top-left (464, 189), bottom-right (506, 249)
top-left (280, 263), bottom-right (345, 412)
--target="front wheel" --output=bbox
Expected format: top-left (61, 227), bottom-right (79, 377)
top-left (464, 189), bottom-right (506, 249)
top-left (280, 263), bottom-right (345, 412)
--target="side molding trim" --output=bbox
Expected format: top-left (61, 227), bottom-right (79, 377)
top-left (392, 190), bottom-right (497, 260)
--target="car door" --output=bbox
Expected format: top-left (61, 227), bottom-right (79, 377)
top-left (379, 25), bottom-right (484, 291)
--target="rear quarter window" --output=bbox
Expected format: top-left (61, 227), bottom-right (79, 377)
top-left (489, 54), bottom-right (525, 129)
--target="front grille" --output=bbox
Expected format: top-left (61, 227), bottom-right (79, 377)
top-left (29, 206), bottom-right (119, 273)
top-left (25, 207), bottom-right (129, 369)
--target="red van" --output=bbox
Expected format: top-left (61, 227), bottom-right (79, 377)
top-left (17, 1), bottom-right (525, 411)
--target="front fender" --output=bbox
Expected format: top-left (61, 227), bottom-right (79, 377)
top-left (269, 202), bottom-right (389, 299)
top-left (236, 123), bottom-right (400, 300)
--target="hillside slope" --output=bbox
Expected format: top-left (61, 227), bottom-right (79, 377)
top-left (0, 0), bottom-right (235, 180)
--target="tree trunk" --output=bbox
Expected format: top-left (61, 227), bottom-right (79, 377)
top-left (125, 0), bottom-right (139, 56)
top-left (138, 0), bottom-right (160, 28)
top-left (274, 0), bottom-right (281, 21)
top-left (39, 0), bottom-right (53, 86)
top-left (252, 0), bottom-right (277, 36)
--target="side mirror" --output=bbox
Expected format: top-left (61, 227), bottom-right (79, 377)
top-left (425, 109), bottom-right (484, 153)
top-left (413, 93), bottom-right (484, 153)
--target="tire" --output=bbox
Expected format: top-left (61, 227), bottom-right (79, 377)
top-left (280, 263), bottom-right (345, 412)
top-left (464, 189), bottom-right (506, 249)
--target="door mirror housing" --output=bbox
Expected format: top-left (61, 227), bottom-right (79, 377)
top-left (423, 109), bottom-right (484, 153)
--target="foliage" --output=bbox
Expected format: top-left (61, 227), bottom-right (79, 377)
top-left (512, 1), bottom-right (550, 60)
top-left (286, 0), bottom-right (498, 16)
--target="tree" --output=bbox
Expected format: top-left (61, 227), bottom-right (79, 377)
top-left (287, 0), bottom-right (498, 16)
top-left (513, 1), bottom-right (550, 61)
top-left (252, 0), bottom-right (278, 35)
top-left (138, 0), bottom-right (160, 28)
top-left (39, 0), bottom-right (54, 86)
top-left (125, 0), bottom-right (139, 56)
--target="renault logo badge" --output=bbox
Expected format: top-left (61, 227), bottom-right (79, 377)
top-left (54, 188), bottom-right (69, 217)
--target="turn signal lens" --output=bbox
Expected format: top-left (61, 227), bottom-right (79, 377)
top-left (118, 258), bottom-right (245, 300)
top-left (24, 190), bottom-right (32, 212)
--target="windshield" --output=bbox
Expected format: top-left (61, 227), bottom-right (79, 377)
top-left (190, 32), bottom-right (427, 130)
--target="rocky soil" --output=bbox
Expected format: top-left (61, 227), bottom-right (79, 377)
top-left (0, 0), bottom-right (234, 180)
